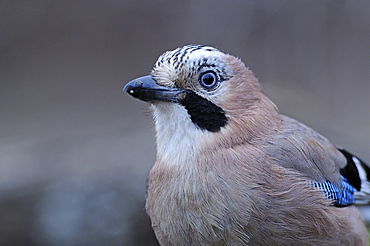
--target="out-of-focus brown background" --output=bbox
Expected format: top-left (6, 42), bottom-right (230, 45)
top-left (1, 1), bottom-right (370, 245)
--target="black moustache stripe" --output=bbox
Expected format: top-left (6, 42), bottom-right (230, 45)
top-left (179, 91), bottom-right (227, 132)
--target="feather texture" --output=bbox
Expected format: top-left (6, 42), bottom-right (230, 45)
top-left (124, 45), bottom-right (369, 245)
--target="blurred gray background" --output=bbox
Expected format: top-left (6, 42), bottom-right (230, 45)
top-left (1, 1), bottom-right (370, 245)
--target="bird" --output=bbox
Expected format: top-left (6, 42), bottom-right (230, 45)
top-left (123, 45), bottom-right (370, 245)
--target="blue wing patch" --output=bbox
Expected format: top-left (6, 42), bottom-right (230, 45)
top-left (311, 175), bottom-right (355, 206)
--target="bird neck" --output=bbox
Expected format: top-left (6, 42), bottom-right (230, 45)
top-left (151, 95), bottom-right (281, 168)
top-left (208, 95), bottom-right (281, 149)
top-left (152, 103), bottom-right (209, 168)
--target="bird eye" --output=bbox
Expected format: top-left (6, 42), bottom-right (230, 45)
top-left (199, 72), bottom-right (218, 89)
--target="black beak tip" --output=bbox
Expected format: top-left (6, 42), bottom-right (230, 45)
top-left (123, 83), bottom-right (138, 99)
top-left (123, 79), bottom-right (137, 92)
top-left (123, 77), bottom-right (145, 99)
top-left (123, 84), bottom-right (130, 93)
top-left (122, 75), bottom-right (182, 102)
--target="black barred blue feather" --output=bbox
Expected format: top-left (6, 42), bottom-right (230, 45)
top-left (310, 148), bottom-right (370, 207)
top-left (311, 175), bottom-right (355, 206)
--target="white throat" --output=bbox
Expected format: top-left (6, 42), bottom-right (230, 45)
top-left (152, 103), bottom-right (206, 167)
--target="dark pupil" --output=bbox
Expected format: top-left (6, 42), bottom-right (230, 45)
top-left (202, 73), bottom-right (215, 86)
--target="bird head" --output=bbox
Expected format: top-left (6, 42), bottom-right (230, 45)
top-left (124, 45), bottom-right (279, 151)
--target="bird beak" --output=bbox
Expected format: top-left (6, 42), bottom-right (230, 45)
top-left (123, 75), bottom-right (184, 103)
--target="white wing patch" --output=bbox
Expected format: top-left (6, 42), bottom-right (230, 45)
top-left (353, 156), bottom-right (370, 204)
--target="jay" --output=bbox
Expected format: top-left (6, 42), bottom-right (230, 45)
top-left (123, 45), bottom-right (370, 245)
